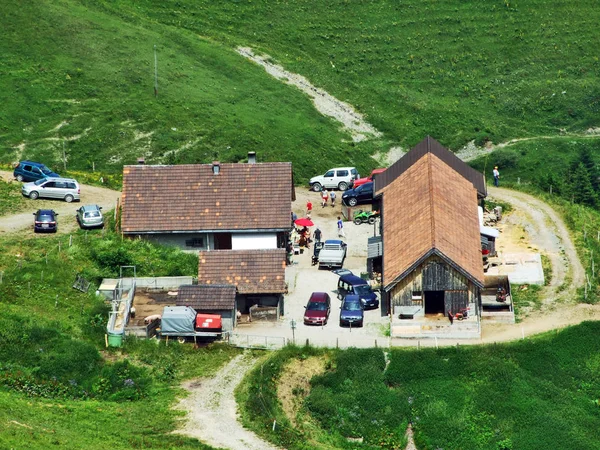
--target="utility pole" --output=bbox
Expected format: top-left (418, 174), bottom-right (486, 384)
top-left (62, 141), bottom-right (67, 171)
top-left (154, 45), bottom-right (158, 97)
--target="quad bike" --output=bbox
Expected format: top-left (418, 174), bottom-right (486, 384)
top-left (353, 210), bottom-right (380, 225)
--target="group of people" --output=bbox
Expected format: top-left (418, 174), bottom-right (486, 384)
top-left (320, 189), bottom-right (336, 208)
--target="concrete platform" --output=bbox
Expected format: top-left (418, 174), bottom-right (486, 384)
top-left (487, 252), bottom-right (545, 285)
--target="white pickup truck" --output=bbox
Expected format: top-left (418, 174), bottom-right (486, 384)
top-left (318, 239), bottom-right (347, 269)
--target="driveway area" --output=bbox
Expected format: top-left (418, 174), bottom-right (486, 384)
top-left (233, 188), bottom-right (389, 348)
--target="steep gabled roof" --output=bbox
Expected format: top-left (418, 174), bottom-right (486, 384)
top-left (176, 285), bottom-right (236, 310)
top-left (121, 163), bottom-right (294, 233)
top-left (375, 136), bottom-right (486, 198)
top-left (381, 149), bottom-right (484, 291)
top-left (198, 249), bottom-right (287, 294)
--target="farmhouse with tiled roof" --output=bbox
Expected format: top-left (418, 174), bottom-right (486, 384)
top-left (120, 154), bottom-right (294, 251)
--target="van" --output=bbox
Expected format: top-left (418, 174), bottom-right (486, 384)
top-left (13, 160), bottom-right (59, 182)
top-left (337, 273), bottom-right (379, 309)
top-left (22, 177), bottom-right (80, 202)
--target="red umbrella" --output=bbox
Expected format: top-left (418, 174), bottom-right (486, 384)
top-left (294, 218), bottom-right (314, 227)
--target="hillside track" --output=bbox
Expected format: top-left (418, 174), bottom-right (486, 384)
top-left (478, 187), bottom-right (600, 343)
top-left (174, 352), bottom-right (282, 450)
top-left (0, 170), bottom-right (121, 235)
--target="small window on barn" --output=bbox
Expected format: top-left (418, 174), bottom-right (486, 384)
top-left (185, 238), bottom-right (205, 248)
top-left (412, 291), bottom-right (422, 300)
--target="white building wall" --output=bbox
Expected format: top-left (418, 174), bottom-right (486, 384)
top-left (231, 233), bottom-right (277, 250)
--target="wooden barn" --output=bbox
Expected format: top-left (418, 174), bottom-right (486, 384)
top-left (373, 137), bottom-right (486, 321)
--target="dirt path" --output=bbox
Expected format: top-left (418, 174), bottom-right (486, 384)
top-left (0, 170), bottom-right (121, 235)
top-left (488, 186), bottom-right (585, 300)
top-left (478, 187), bottom-right (600, 342)
top-left (237, 47), bottom-right (382, 143)
top-left (174, 352), bottom-right (282, 450)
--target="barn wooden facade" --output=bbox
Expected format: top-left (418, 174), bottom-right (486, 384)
top-left (388, 255), bottom-right (481, 318)
top-left (374, 137), bottom-right (485, 319)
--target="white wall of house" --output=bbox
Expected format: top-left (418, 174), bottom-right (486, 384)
top-left (231, 233), bottom-right (277, 250)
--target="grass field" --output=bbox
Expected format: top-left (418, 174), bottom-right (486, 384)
top-left (240, 325), bottom-right (600, 449)
top-left (0, 211), bottom-right (238, 449)
top-left (1, 1), bottom-right (599, 184)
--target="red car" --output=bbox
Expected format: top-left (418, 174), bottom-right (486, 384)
top-left (303, 292), bottom-right (331, 325)
top-left (352, 168), bottom-right (386, 188)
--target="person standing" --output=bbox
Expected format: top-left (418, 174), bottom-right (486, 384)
top-left (291, 211), bottom-right (298, 227)
top-left (329, 190), bottom-right (336, 207)
top-left (337, 216), bottom-right (345, 238)
top-left (321, 189), bottom-right (329, 208)
top-left (313, 226), bottom-right (322, 243)
top-left (493, 166), bottom-right (500, 187)
top-left (306, 200), bottom-right (313, 217)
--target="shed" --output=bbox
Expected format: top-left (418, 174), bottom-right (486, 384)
top-left (198, 248), bottom-right (287, 317)
top-left (177, 285), bottom-right (237, 332)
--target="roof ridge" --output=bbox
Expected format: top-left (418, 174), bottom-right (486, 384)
top-left (427, 153), bottom-right (436, 249)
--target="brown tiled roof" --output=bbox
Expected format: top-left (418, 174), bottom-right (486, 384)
top-left (381, 152), bottom-right (484, 290)
top-left (198, 249), bottom-right (287, 294)
top-left (176, 285), bottom-right (236, 310)
top-left (376, 136), bottom-right (486, 198)
top-left (121, 163), bottom-right (294, 233)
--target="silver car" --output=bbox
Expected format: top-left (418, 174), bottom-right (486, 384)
top-left (22, 177), bottom-right (80, 203)
top-left (76, 204), bottom-right (104, 229)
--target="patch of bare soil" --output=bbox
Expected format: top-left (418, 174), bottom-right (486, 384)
top-left (237, 47), bottom-right (382, 143)
top-left (277, 356), bottom-right (328, 427)
top-left (0, 170), bottom-right (121, 235)
top-left (174, 352), bottom-right (282, 450)
top-left (479, 187), bottom-right (600, 342)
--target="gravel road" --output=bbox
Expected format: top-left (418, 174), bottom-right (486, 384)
top-left (174, 352), bottom-right (282, 450)
top-left (0, 170), bottom-right (121, 235)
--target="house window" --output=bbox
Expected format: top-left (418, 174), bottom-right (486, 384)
top-left (185, 238), bottom-right (205, 248)
top-left (412, 291), bottom-right (422, 300)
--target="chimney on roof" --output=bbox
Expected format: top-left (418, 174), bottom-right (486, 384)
top-left (248, 152), bottom-right (256, 164)
top-left (212, 161), bottom-right (221, 175)
top-left (137, 157), bottom-right (145, 165)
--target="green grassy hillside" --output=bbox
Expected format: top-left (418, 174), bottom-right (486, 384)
top-left (240, 325), bottom-right (600, 449)
top-left (2, 0), bottom-right (599, 183)
top-left (0, 215), bottom-right (237, 449)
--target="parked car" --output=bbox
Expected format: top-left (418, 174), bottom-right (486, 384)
top-left (303, 292), bottom-right (331, 325)
top-left (309, 167), bottom-right (359, 192)
top-left (76, 204), bottom-right (104, 229)
top-left (339, 295), bottom-right (364, 327)
top-left (341, 181), bottom-right (374, 207)
top-left (33, 209), bottom-right (58, 233)
top-left (318, 239), bottom-right (347, 269)
top-left (337, 273), bottom-right (379, 309)
top-left (352, 168), bottom-right (386, 188)
top-left (14, 160), bottom-right (59, 182)
top-left (22, 177), bottom-right (80, 202)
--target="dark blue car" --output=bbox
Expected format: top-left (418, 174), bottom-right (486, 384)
top-left (14, 161), bottom-right (59, 182)
top-left (337, 273), bottom-right (379, 309)
top-left (339, 295), bottom-right (364, 327)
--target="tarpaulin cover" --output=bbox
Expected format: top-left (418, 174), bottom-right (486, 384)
top-left (161, 306), bottom-right (196, 333)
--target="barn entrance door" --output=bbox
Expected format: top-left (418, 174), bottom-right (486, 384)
top-left (424, 291), bottom-right (445, 314)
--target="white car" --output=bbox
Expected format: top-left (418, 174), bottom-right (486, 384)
top-left (309, 167), bottom-right (359, 192)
